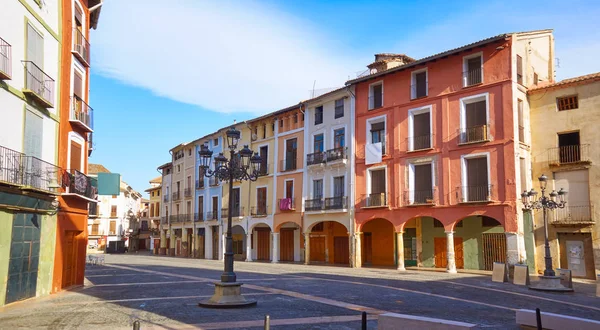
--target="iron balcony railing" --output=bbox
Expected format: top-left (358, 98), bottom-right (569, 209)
top-left (72, 28), bottom-right (90, 66)
top-left (209, 176), bottom-right (219, 186)
top-left (88, 202), bottom-right (98, 217)
top-left (206, 211), bottom-right (219, 221)
top-left (196, 179), bottom-right (205, 189)
top-left (183, 213), bottom-right (193, 222)
top-left (459, 125), bottom-right (489, 144)
top-left (326, 147), bottom-right (347, 162)
top-left (62, 169), bottom-right (97, 200)
top-left (305, 198), bottom-right (324, 211)
top-left (194, 212), bottom-right (204, 222)
top-left (307, 151), bottom-right (325, 166)
top-left (22, 61), bottom-right (54, 108)
top-left (407, 135), bottom-right (433, 151)
top-left (184, 188), bottom-right (193, 198)
top-left (71, 95), bottom-right (94, 132)
top-left (0, 37), bottom-right (11, 80)
top-left (361, 193), bottom-right (387, 208)
top-left (172, 191), bottom-right (181, 201)
top-left (403, 189), bottom-right (435, 206)
top-left (368, 93), bottom-right (384, 110)
top-left (169, 214), bottom-right (180, 223)
top-left (22, 156), bottom-right (61, 194)
top-left (457, 184), bottom-right (493, 203)
top-left (548, 144), bottom-right (590, 166)
top-left (550, 204), bottom-right (594, 224)
top-left (257, 163), bottom-right (270, 177)
top-left (325, 196), bottom-right (348, 210)
top-left (463, 67), bottom-right (482, 86)
top-left (411, 82), bottom-right (428, 99)
top-left (251, 205), bottom-right (268, 217)
top-left (221, 207), bottom-right (244, 218)
top-left (281, 157), bottom-right (297, 172)
top-left (0, 146), bottom-right (26, 186)
top-left (278, 198), bottom-right (297, 211)
top-left (163, 194), bottom-right (169, 202)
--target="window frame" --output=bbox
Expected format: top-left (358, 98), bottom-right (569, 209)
top-left (408, 105), bottom-right (433, 151)
top-left (407, 160), bottom-right (435, 204)
top-left (366, 114), bottom-right (387, 154)
top-left (460, 152), bottom-right (491, 202)
top-left (334, 98), bottom-right (344, 119)
top-left (410, 68), bottom-right (428, 99)
top-left (459, 92), bottom-right (490, 133)
top-left (368, 80), bottom-right (384, 110)
top-left (366, 165), bottom-right (387, 195)
top-left (556, 95), bottom-right (579, 111)
top-left (462, 52), bottom-right (484, 87)
top-left (314, 106), bottom-right (324, 125)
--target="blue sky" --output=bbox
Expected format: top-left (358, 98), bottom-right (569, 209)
top-left (88, 0), bottom-right (600, 196)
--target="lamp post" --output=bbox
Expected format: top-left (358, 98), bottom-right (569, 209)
top-left (198, 126), bottom-right (262, 308)
top-left (521, 174), bottom-right (571, 291)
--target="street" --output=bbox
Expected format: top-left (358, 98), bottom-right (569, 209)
top-left (0, 254), bottom-right (598, 329)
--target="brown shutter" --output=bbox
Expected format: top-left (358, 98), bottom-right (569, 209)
top-left (74, 72), bottom-right (83, 98)
top-left (415, 164), bottom-right (432, 189)
top-left (371, 169), bottom-right (386, 194)
top-left (467, 158), bottom-right (488, 186)
top-left (70, 141), bottom-right (82, 171)
top-left (371, 122), bottom-right (385, 132)
top-left (466, 101), bottom-right (486, 127)
top-left (413, 112), bottom-right (430, 137)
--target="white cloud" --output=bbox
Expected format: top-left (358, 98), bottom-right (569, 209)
top-left (91, 0), bottom-right (360, 114)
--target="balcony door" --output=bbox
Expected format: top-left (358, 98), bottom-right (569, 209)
top-left (413, 164), bottom-right (433, 203)
top-left (24, 109), bottom-right (43, 159)
top-left (369, 169), bottom-right (386, 206)
top-left (70, 141), bottom-right (82, 172)
top-left (466, 157), bottom-right (488, 201)
top-left (198, 196), bottom-right (204, 219)
top-left (212, 196), bottom-right (218, 219)
top-left (464, 99), bottom-right (487, 142)
top-left (558, 132), bottom-right (581, 163)
top-left (314, 134), bottom-right (324, 152)
top-left (313, 179), bottom-right (323, 199)
top-left (285, 180), bottom-right (293, 199)
top-left (257, 187), bottom-right (267, 214)
top-left (285, 138), bottom-right (297, 170)
top-left (334, 176), bottom-right (344, 198)
top-left (259, 146), bottom-right (268, 173)
top-left (334, 128), bottom-right (345, 148)
top-left (370, 122), bottom-right (385, 154)
top-left (412, 111), bottom-right (431, 150)
top-left (232, 187), bottom-right (241, 216)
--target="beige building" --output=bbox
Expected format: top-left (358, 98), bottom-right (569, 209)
top-left (529, 72), bottom-right (600, 279)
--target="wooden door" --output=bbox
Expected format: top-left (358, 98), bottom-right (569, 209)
top-left (310, 237), bottom-right (326, 262)
top-left (256, 229), bottom-right (270, 261)
top-left (279, 229), bottom-right (294, 262)
top-left (434, 237), bottom-right (464, 269)
top-left (334, 237), bottom-right (349, 265)
top-left (63, 231), bottom-right (77, 288)
top-left (362, 233), bottom-right (373, 265)
top-left (139, 238), bottom-right (146, 250)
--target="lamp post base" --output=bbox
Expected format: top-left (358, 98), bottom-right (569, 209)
top-left (198, 282), bottom-right (257, 308)
top-left (529, 276), bottom-right (574, 292)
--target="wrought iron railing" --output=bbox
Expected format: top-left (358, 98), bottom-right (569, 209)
top-left (22, 156), bottom-right (61, 194)
top-left (0, 37), bottom-right (11, 79)
top-left (62, 169), bottom-right (97, 200)
top-left (196, 179), bottom-right (205, 189)
top-left (22, 61), bottom-right (54, 107)
top-left (548, 144), bottom-right (590, 166)
top-left (325, 196), bottom-right (348, 210)
top-left (257, 163), bottom-right (270, 177)
top-left (457, 184), bottom-right (493, 203)
top-left (307, 152), bottom-right (325, 166)
top-left (0, 146), bottom-right (25, 186)
top-left (184, 188), bottom-right (193, 198)
top-left (278, 198), bottom-right (297, 211)
top-left (326, 147), bottom-right (347, 162)
top-left (411, 83), bottom-right (428, 99)
top-left (221, 207), bottom-right (244, 218)
top-left (194, 212), bottom-right (204, 222)
top-left (403, 189), bottom-right (435, 205)
top-left (361, 193), bottom-right (387, 208)
top-left (407, 135), bottom-right (432, 151)
top-left (459, 125), bottom-right (488, 144)
top-left (172, 191), bottom-right (181, 201)
top-left (550, 204), bottom-right (594, 224)
top-left (206, 211), bottom-right (219, 220)
top-left (463, 67), bottom-right (482, 86)
top-left (251, 205), bottom-right (268, 217)
top-left (368, 93), bottom-right (384, 110)
top-left (281, 157), bottom-right (297, 172)
top-left (305, 198), bottom-right (323, 211)
top-left (71, 95), bottom-right (93, 131)
top-left (72, 28), bottom-right (90, 65)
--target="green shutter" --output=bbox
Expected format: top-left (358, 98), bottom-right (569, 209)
top-left (24, 109), bottom-right (43, 158)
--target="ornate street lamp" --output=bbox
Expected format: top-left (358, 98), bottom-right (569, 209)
top-left (521, 174), bottom-right (571, 291)
top-left (198, 126), bottom-right (262, 308)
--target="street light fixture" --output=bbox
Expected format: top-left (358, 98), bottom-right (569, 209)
top-left (198, 125), bottom-right (262, 308)
top-left (521, 174), bottom-right (571, 291)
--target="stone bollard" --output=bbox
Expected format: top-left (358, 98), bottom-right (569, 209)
top-left (492, 262), bottom-right (508, 283)
top-left (557, 268), bottom-right (573, 289)
top-left (513, 264), bottom-right (530, 286)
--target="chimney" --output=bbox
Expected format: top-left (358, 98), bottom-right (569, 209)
top-left (367, 53), bottom-right (416, 73)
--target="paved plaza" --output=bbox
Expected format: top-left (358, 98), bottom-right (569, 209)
top-left (0, 254), bottom-right (598, 329)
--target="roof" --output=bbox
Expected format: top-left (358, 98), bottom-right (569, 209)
top-left (302, 86), bottom-right (348, 105)
top-left (346, 30), bottom-right (553, 85)
top-left (528, 72), bottom-right (600, 93)
top-left (247, 103), bottom-right (302, 124)
top-left (157, 162), bottom-right (172, 170)
top-left (149, 176), bottom-right (162, 184)
top-left (88, 163), bottom-right (110, 174)
top-left (144, 186), bottom-right (161, 192)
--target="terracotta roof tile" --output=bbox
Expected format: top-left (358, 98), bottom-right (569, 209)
top-left (88, 163), bottom-right (111, 174)
top-left (149, 176), bottom-right (162, 184)
top-left (528, 72), bottom-right (600, 92)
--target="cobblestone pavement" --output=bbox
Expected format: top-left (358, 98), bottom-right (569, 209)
top-left (0, 254), bottom-right (598, 329)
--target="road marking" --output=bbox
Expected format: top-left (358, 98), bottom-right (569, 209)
top-left (83, 280), bottom-right (209, 288)
top-left (51, 292), bottom-right (275, 306)
top-left (186, 314), bottom-right (378, 330)
top-left (86, 273), bottom-right (160, 278)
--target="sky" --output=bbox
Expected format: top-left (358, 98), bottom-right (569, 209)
top-left (88, 0), bottom-right (600, 197)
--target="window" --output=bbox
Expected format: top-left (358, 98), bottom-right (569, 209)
top-left (519, 157), bottom-right (527, 193)
top-left (141, 221), bottom-right (148, 231)
top-left (110, 205), bottom-right (117, 217)
top-left (212, 196), bottom-right (218, 219)
top-left (460, 93), bottom-right (488, 144)
top-left (293, 114), bottom-right (298, 123)
top-left (516, 55), bottom-right (523, 85)
top-left (157, 190), bottom-right (160, 196)
top-left (482, 216), bottom-right (500, 227)
top-left (369, 83), bottom-right (383, 110)
top-left (370, 121), bottom-right (386, 154)
top-left (27, 24), bottom-right (43, 67)
top-left (315, 106), bottom-right (323, 125)
top-left (334, 99), bottom-right (344, 118)
top-left (151, 192), bottom-right (154, 197)
top-left (366, 168), bottom-right (386, 207)
top-left (463, 53), bottom-right (482, 86)
top-left (313, 179), bottom-right (323, 198)
top-left (409, 163), bottom-right (433, 204)
top-left (150, 204), bottom-right (155, 217)
top-left (557, 95), bottom-right (578, 111)
top-left (313, 134), bottom-right (324, 152)
top-left (24, 108), bottom-right (43, 159)
top-left (188, 149), bottom-right (191, 156)
top-left (256, 187), bottom-right (267, 214)
top-left (313, 223), bottom-right (324, 232)
top-left (177, 164), bottom-right (181, 172)
top-left (262, 124), bottom-right (267, 139)
top-left (301, 113), bottom-right (304, 122)
top-left (408, 106), bottom-right (431, 151)
top-left (557, 131), bottom-right (581, 164)
top-left (518, 99), bottom-right (525, 143)
top-left (198, 196), bottom-right (204, 217)
top-left (156, 202), bottom-right (160, 216)
top-left (109, 221), bottom-right (116, 234)
top-left (280, 119), bottom-right (283, 128)
top-left (284, 138), bottom-right (298, 171)
top-left (461, 154), bottom-right (490, 202)
top-left (213, 138), bottom-right (218, 146)
top-left (333, 176), bottom-right (345, 197)
top-left (69, 140), bottom-right (82, 171)
top-left (272, 122), bottom-right (275, 132)
top-left (334, 128), bottom-right (345, 148)
top-left (411, 69), bottom-right (428, 99)
top-left (285, 180), bottom-right (293, 199)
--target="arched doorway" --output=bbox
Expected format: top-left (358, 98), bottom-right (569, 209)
top-left (404, 217), bottom-right (446, 269)
top-left (308, 221), bottom-right (349, 265)
top-left (361, 218), bottom-right (394, 267)
top-left (250, 223), bottom-right (271, 261)
top-left (276, 222), bottom-right (301, 262)
top-left (452, 216), bottom-right (505, 270)
top-left (231, 225), bottom-right (246, 261)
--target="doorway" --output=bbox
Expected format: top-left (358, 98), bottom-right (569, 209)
top-left (256, 228), bottom-right (271, 261)
top-left (279, 229), bottom-right (294, 262)
top-left (434, 237), bottom-right (464, 269)
top-left (5, 214), bottom-right (41, 304)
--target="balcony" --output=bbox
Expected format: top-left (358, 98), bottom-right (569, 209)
top-left (361, 193), bottom-right (387, 208)
top-left (172, 191), bottom-right (181, 201)
top-left (459, 125), bottom-right (489, 144)
top-left (548, 144), bottom-right (591, 166)
top-left (281, 157), bottom-right (297, 172)
top-left (257, 163), bottom-right (270, 177)
top-left (70, 95), bottom-right (94, 132)
top-left (278, 198), bottom-right (297, 211)
top-left (88, 202), bottom-right (98, 218)
top-left (221, 207), bottom-right (244, 219)
top-left (184, 188), bottom-right (193, 198)
top-left (163, 194), bottom-right (169, 202)
top-left (22, 61), bottom-right (54, 108)
top-left (196, 179), bottom-right (205, 189)
top-left (305, 198), bottom-right (323, 212)
top-left (403, 189), bottom-right (435, 206)
top-left (550, 204), bottom-right (594, 225)
top-left (72, 28), bottom-right (90, 66)
top-left (325, 196), bottom-right (348, 210)
top-left (182, 213), bottom-right (193, 222)
top-left (463, 67), bottom-right (482, 87)
top-left (22, 156), bottom-right (61, 194)
top-left (0, 37), bottom-right (11, 80)
top-left (62, 169), bottom-right (97, 202)
top-left (169, 214), bottom-right (181, 223)
top-left (307, 151), bottom-right (325, 166)
top-left (209, 177), bottom-right (219, 187)
top-left (251, 205), bottom-right (268, 217)
top-left (194, 212), bottom-right (204, 222)
top-left (457, 184), bottom-right (493, 203)
top-left (407, 135), bottom-right (433, 151)
top-left (0, 146), bottom-right (24, 187)
top-left (325, 147), bottom-right (347, 164)
top-left (206, 211), bottom-right (219, 221)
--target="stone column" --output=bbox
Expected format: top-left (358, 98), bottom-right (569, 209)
top-left (271, 232), bottom-right (279, 263)
top-left (304, 233), bottom-right (310, 265)
top-left (181, 228), bottom-right (189, 257)
top-left (354, 232), bottom-right (362, 268)
top-left (505, 232), bottom-right (519, 266)
top-left (396, 231), bottom-right (405, 271)
top-left (246, 232), bottom-right (252, 262)
top-left (446, 231), bottom-right (457, 273)
top-left (159, 229), bottom-right (167, 255)
top-left (205, 226), bottom-right (213, 260)
top-left (169, 228), bottom-right (175, 256)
